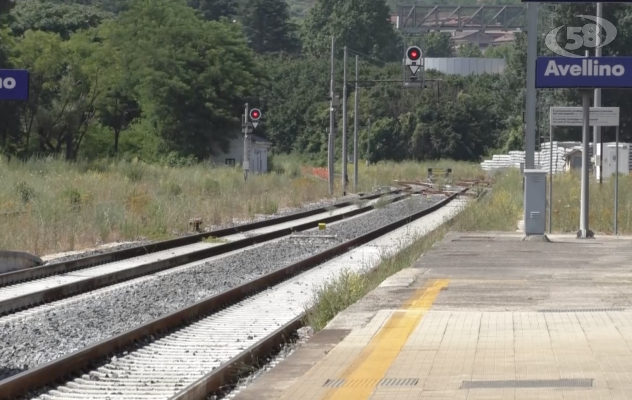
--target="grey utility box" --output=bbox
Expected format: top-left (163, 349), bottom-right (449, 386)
top-left (523, 169), bottom-right (547, 235)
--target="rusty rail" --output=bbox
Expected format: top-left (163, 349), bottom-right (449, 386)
top-left (0, 188), bottom-right (465, 399)
top-left (0, 189), bottom-right (402, 288)
top-left (170, 188), bottom-right (467, 400)
top-left (0, 192), bottom-right (413, 316)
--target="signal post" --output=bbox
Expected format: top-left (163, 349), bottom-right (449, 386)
top-left (243, 106), bottom-right (262, 181)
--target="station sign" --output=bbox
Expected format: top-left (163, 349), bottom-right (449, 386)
top-left (550, 107), bottom-right (620, 127)
top-left (536, 57), bottom-right (632, 88)
top-left (0, 69), bottom-right (29, 101)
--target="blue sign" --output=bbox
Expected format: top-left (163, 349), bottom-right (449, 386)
top-left (0, 69), bottom-right (29, 101)
top-left (536, 57), bottom-right (632, 89)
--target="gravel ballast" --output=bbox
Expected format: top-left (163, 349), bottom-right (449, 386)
top-left (0, 194), bottom-right (445, 381)
top-left (39, 188), bottom-right (394, 265)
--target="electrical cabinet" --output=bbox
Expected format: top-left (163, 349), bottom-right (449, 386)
top-left (523, 169), bottom-right (547, 235)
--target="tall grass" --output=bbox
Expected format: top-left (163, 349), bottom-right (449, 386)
top-left (0, 155), bottom-right (482, 255)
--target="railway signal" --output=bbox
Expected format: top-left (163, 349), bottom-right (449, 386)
top-left (405, 46), bottom-right (423, 76)
top-left (249, 108), bottom-right (261, 129)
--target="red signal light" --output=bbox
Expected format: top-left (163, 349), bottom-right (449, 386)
top-left (250, 109), bottom-right (261, 120)
top-left (407, 47), bottom-right (421, 61)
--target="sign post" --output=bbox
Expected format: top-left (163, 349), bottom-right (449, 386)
top-left (243, 103), bottom-right (250, 181)
top-left (580, 88), bottom-right (591, 238)
top-left (538, 56), bottom-right (632, 238)
top-left (548, 106), bottom-right (620, 235)
top-left (615, 125), bottom-right (620, 235)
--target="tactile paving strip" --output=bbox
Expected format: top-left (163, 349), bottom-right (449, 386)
top-left (323, 378), bottom-right (419, 388)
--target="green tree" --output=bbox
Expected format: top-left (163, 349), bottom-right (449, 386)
top-left (86, 23), bottom-right (140, 155)
top-left (13, 30), bottom-right (100, 159)
top-left (101, 0), bottom-right (259, 159)
top-left (422, 32), bottom-right (453, 57)
top-left (456, 43), bottom-right (483, 57)
top-left (240, 0), bottom-right (299, 54)
top-left (484, 43), bottom-right (512, 59)
top-left (187, 0), bottom-right (237, 21)
top-left (301, 0), bottom-right (399, 61)
top-left (10, 0), bottom-right (113, 39)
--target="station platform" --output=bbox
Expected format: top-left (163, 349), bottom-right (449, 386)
top-left (233, 232), bottom-right (632, 400)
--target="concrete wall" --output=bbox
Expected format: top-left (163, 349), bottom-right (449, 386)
top-left (425, 58), bottom-right (506, 76)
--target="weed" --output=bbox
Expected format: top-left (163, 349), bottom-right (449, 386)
top-left (122, 161), bottom-right (146, 182)
top-left (202, 178), bottom-right (220, 195)
top-left (165, 181), bottom-right (183, 196)
top-left (373, 195), bottom-right (390, 209)
top-left (16, 181), bottom-right (34, 204)
top-left (262, 198), bottom-right (278, 215)
top-left (63, 188), bottom-right (82, 211)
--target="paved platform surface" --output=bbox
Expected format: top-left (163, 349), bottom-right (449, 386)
top-left (232, 232), bottom-right (632, 400)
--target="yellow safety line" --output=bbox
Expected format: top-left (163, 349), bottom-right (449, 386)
top-left (321, 279), bottom-right (449, 400)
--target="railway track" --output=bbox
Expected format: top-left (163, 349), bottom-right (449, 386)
top-left (0, 190), bottom-right (413, 317)
top-left (0, 189), bottom-right (406, 288)
top-left (0, 188), bottom-right (467, 400)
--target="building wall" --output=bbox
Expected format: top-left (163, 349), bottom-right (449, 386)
top-left (208, 134), bottom-right (269, 173)
top-left (425, 57), bottom-right (506, 76)
top-left (209, 136), bottom-right (245, 167)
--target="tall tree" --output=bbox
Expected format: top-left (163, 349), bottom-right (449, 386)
top-left (301, 0), bottom-right (399, 61)
top-left (10, 0), bottom-right (113, 39)
top-left (457, 43), bottom-right (483, 57)
top-left (422, 32), bottom-right (453, 57)
top-left (239, 0), bottom-right (299, 54)
top-left (187, 0), bottom-right (236, 21)
top-left (101, 0), bottom-right (260, 159)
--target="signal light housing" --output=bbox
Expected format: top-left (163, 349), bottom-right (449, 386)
top-left (249, 109), bottom-right (261, 120)
top-left (406, 46), bottom-right (422, 61)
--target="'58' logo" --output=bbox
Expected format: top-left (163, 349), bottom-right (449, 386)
top-left (545, 15), bottom-right (617, 58)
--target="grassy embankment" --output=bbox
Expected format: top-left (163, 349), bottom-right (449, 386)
top-left (0, 155), bottom-right (481, 255)
top-left (306, 168), bottom-right (632, 331)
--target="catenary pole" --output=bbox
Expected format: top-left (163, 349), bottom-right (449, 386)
top-left (615, 125), bottom-right (619, 235)
top-left (342, 46), bottom-right (348, 196)
top-left (594, 3), bottom-right (603, 183)
top-left (523, 2), bottom-right (538, 234)
top-left (243, 103), bottom-right (249, 181)
top-left (329, 37), bottom-right (335, 195)
top-left (354, 54), bottom-right (359, 192)
top-left (549, 124), bottom-right (553, 233)
top-left (580, 88), bottom-right (592, 238)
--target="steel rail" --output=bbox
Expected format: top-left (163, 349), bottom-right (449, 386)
top-left (0, 189), bottom-right (405, 288)
top-left (0, 192), bottom-right (414, 316)
top-left (0, 188), bottom-right (464, 400)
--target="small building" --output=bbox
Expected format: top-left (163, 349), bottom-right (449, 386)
top-left (596, 143), bottom-right (630, 180)
top-left (209, 132), bottom-right (272, 174)
top-left (564, 149), bottom-right (583, 171)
